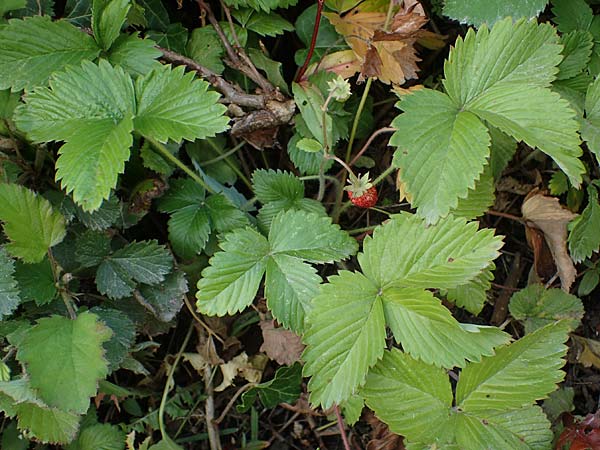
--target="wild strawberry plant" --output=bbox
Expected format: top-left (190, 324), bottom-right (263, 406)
top-left (0, 0), bottom-right (599, 448)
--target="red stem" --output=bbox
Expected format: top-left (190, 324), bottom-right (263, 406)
top-left (334, 405), bottom-right (352, 450)
top-left (295, 0), bottom-right (325, 82)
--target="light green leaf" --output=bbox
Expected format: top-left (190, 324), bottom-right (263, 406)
top-left (0, 16), bottom-right (100, 91)
top-left (342, 394), bottom-right (363, 425)
top-left (17, 312), bottom-right (112, 414)
top-left (456, 321), bottom-right (570, 413)
top-left (14, 258), bottom-right (56, 305)
top-left (166, 206), bottom-right (211, 258)
top-left (15, 60), bottom-right (136, 211)
top-left (443, 0), bottom-right (548, 27)
top-left (549, 171), bottom-right (569, 196)
top-left (96, 240), bottom-right (172, 299)
top-left (569, 185), bottom-right (600, 263)
top-left (451, 166), bottom-right (495, 220)
top-left (358, 213), bottom-right (503, 290)
top-left (0, 184), bottom-right (66, 263)
top-left (107, 33), bottom-right (162, 77)
top-left (264, 254), bottom-right (320, 332)
top-left (295, 137), bottom-right (323, 153)
top-left (287, 131), bottom-right (334, 175)
top-left (303, 270), bottom-right (385, 408)
top-left (391, 89), bottom-right (490, 222)
top-left (197, 228), bottom-right (270, 316)
top-left (582, 75), bottom-right (600, 162)
top-left (455, 406), bottom-right (553, 450)
top-left (382, 288), bottom-right (508, 368)
top-left (0, 248), bottom-right (20, 320)
top-left (509, 284), bottom-right (584, 333)
top-left (552, 0), bottom-right (593, 34)
top-left (557, 31), bottom-right (593, 80)
top-left (92, 0), bottom-right (131, 50)
top-left (134, 64), bottom-right (229, 142)
top-left (269, 209), bottom-right (357, 263)
top-left (489, 126), bottom-right (517, 180)
top-left (361, 348), bottom-right (453, 444)
top-left (237, 363), bottom-right (302, 412)
top-left (69, 423), bottom-right (126, 450)
top-left (446, 263), bottom-right (494, 315)
top-left (292, 82), bottom-right (333, 148)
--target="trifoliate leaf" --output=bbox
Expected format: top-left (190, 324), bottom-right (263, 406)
top-left (446, 263), bottom-right (494, 315)
top-left (509, 284), bottom-right (584, 333)
top-left (107, 33), bottom-right (162, 78)
top-left (69, 423), bottom-right (126, 450)
top-left (358, 212), bottom-right (503, 290)
top-left (92, 0), bottom-right (131, 50)
top-left (75, 230), bottom-right (112, 268)
top-left (569, 185), bottom-right (600, 263)
top-left (454, 405), bottom-right (553, 450)
top-left (361, 348), bottom-right (453, 444)
top-left (90, 307), bottom-right (136, 371)
top-left (197, 227), bottom-right (270, 316)
top-left (552, 0), bottom-right (593, 34)
top-left (138, 271), bottom-right (187, 322)
top-left (443, 0), bottom-right (549, 27)
top-left (0, 379), bottom-right (80, 444)
top-left (557, 31), bottom-right (593, 80)
top-left (0, 248), bottom-right (20, 320)
top-left (17, 312), bottom-right (112, 414)
top-left (444, 19), bottom-right (585, 187)
top-left (0, 184), bottom-right (66, 263)
top-left (382, 287), bottom-right (508, 368)
top-left (15, 60), bottom-right (135, 211)
top-left (582, 75), bottom-right (600, 162)
top-left (238, 363), bottom-right (302, 412)
top-left (134, 64), bottom-right (229, 143)
top-left (269, 209), bottom-right (357, 263)
top-left (96, 240), bottom-right (172, 299)
top-left (0, 16), bottom-right (100, 91)
top-left (303, 270), bottom-right (385, 408)
top-left (14, 258), bottom-right (56, 306)
top-left (391, 89), bottom-right (491, 223)
top-left (456, 320), bottom-right (570, 413)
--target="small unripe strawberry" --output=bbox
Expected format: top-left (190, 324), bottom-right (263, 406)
top-left (345, 172), bottom-right (378, 208)
top-left (347, 185), bottom-right (378, 208)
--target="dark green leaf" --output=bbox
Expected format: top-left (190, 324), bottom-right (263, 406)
top-left (238, 363), bottom-right (302, 412)
top-left (578, 269), bottom-right (599, 296)
top-left (75, 195), bottom-right (121, 230)
top-left (13, 258), bottom-right (55, 306)
top-left (90, 307), bottom-right (136, 371)
top-left (0, 248), bottom-right (20, 320)
top-left (147, 23), bottom-right (187, 54)
top-left (138, 271), bottom-right (187, 322)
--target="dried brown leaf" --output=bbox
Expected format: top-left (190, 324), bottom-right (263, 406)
top-left (571, 335), bottom-right (600, 370)
top-left (522, 193), bottom-right (578, 291)
top-left (215, 352), bottom-right (265, 392)
top-left (259, 320), bottom-right (305, 365)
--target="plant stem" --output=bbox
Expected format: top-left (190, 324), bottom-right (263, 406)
top-left (147, 137), bottom-right (214, 194)
top-left (345, 77), bottom-right (373, 164)
top-left (158, 323), bottom-right (194, 444)
top-left (201, 142), bottom-right (245, 166)
top-left (334, 405), bottom-right (352, 450)
top-left (296, 0), bottom-right (325, 82)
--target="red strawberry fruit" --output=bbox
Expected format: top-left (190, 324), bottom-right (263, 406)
top-left (345, 173), bottom-right (378, 208)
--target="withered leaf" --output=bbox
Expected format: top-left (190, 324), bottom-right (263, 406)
top-left (259, 320), bottom-right (305, 365)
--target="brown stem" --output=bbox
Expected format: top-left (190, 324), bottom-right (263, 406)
top-left (491, 253), bottom-right (523, 326)
top-left (204, 364), bottom-right (222, 450)
top-left (296, 0), bottom-right (325, 82)
top-left (334, 405), bottom-right (352, 450)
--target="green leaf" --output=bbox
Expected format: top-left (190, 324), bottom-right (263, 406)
top-left (75, 230), bottom-right (112, 268)
top-left (549, 171), bottom-right (569, 196)
top-left (75, 194), bottom-right (121, 230)
top-left (269, 209), bottom-right (357, 263)
top-left (17, 311), bottom-right (112, 414)
top-left (552, 0), bottom-right (593, 34)
top-left (489, 126), bottom-right (517, 180)
top-left (0, 0), bottom-right (26, 16)
top-left (579, 268), bottom-right (599, 296)
top-left (450, 166), bottom-right (495, 220)
top-left (294, 5), bottom-right (345, 66)
top-left (303, 270), bottom-right (385, 408)
top-left (0, 184), bottom-right (66, 263)
top-left (137, 271), bottom-right (187, 322)
top-left (8, 0), bottom-right (54, 17)
top-left (234, 9), bottom-right (293, 37)
top-left (15, 60), bottom-right (136, 211)
top-left (224, 0), bottom-right (295, 13)
top-left (134, 64), bottom-right (229, 143)
top-left (69, 423), bottom-right (126, 450)
top-left (582, 75), bottom-right (600, 162)
top-left (0, 89), bottom-right (20, 120)
top-left (14, 258), bottom-right (56, 305)
top-left (382, 287), bottom-right (508, 368)
top-left (391, 89), bottom-right (491, 223)
top-left (542, 386), bottom-right (574, 423)
top-left (64, 0), bottom-right (93, 27)
top-left (238, 363), bottom-right (302, 412)
top-left (557, 31), bottom-right (593, 80)
top-left (0, 248), bottom-right (20, 320)
top-left (137, 0), bottom-right (168, 31)
top-left (443, 0), bottom-right (548, 27)
top-left (96, 240), bottom-right (172, 299)
top-left (456, 321), bottom-right (570, 413)
top-left (107, 33), bottom-right (161, 77)
top-left (147, 23), bottom-right (187, 53)
top-left (569, 185), bottom-right (600, 263)
top-left (509, 284), bottom-right (584, 333)
top-left (446, 263), bottom-right (494, 315)
top-left (455, 406), bottom-right (553, 450)
top-left (292, 82), bottom-right (333, 148)
top-left (186, 27), bottom-right (225, 74)
top-left (90, 307), bottom-right (136, 371)
top-left (361, 348), bottom-right (453, 444)
top-left (248, 48), bottom-right (289, 94)
top-left (296, 137), bottom-right (322, 153)
top-left (92, 0), bottom-right (131, 50)
top-left (197, 227), bottom-right (270, 316)
top-left (359, 213), bottom-right (503, 290)
top-left (0, 16), bottom-right (100, 91)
